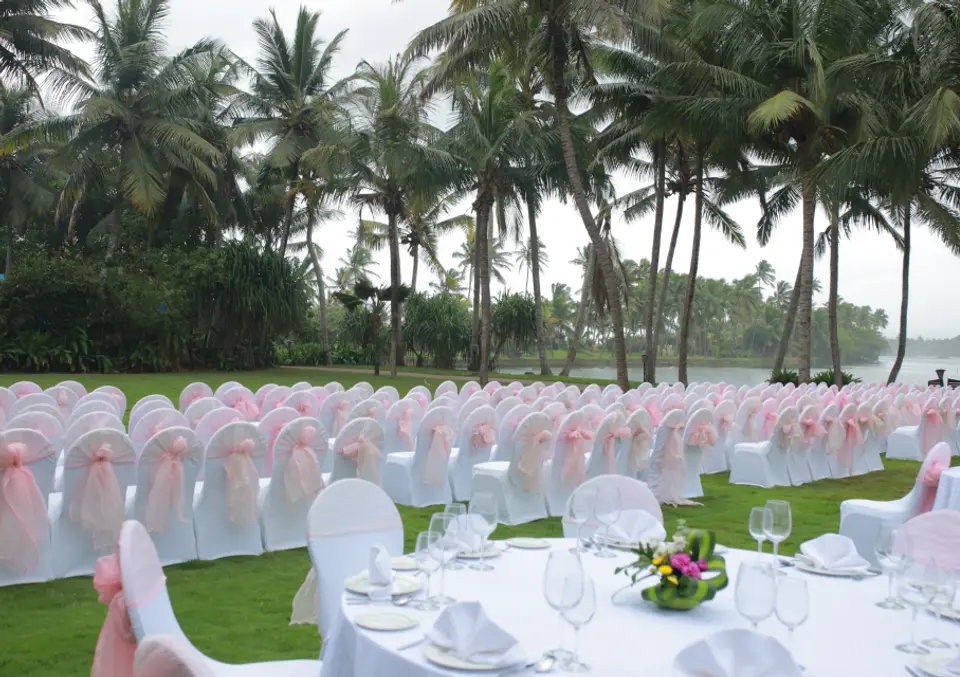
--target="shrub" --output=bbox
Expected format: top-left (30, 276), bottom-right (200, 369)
top-left (276, 343), bottom-right (328, 367)
top-left (404, 292), bottom-right (471, 369)
top-left (811, 370), bottom-right (861, 386)
top-left (768, 369), bottom-right (799, 386)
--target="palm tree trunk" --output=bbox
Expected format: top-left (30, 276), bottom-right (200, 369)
top-left (387, 210), bottom-right (402, 377)
top-left (528, 200), bottom-right (552, 376)
top-left (888, 204), bottom-right (910, 384)
top-left (470, 229), bottom-right (480, 371)
top-left (103, 192), bottom-right (123, 275)
top-left (5, 220), bottom-right (12, 275)
top-left (678, 157), bottom-right (703, 385)
top-left (828, 203), bottom-right (842, 386)
top-left (644, 141), bottom-right (667, 383)
top-left (411, 243), bottom-right (419, 295)
top-left (561, 252), bottom-right (592, 377)
top-left (549, 21), bottom-right (629, 391)
top-left (653, 192), bottom-right (685, 365)
top-left (477, 188), bottom-right (493, 385)
top-left (772, 260), bottom-right (803, 374)
top-left (306, 225), bottom-right (332, 366)
top-left (279, 193), bottom-right (294, 258)
top-left (796, 149), bottom-right (816, 382)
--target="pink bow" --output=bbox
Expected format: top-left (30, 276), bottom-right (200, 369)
top-left (922, 409), bottom-right (945, 455)
top-left (215, 438), bottom-right (259, 527)
top-left (91, 554), bottom-right (136, 677)
top-left (183, 392), bottom-right (203, 409)
top-left (516, 429), bottom-right (553, 492)
top-left (396, 408), bottom-right (414, 451)
top-left (562, 427), bottom-right (594, 487)
top-left (646, 404), bottom-right (664, 427)
top-left (603, 427), bottom-right (630, 473)
top-left (233, 398), bottom-right (259, 421)
top-left (284, 426), bottom-right (324, 503)
top-left (341, 435), bottom-right (382, 484)
top-left (144, 437), bottom-right (190, 533)
top-left (918, 460), bottom-right (945, 514)
top-left (907, 402), bottom-right (922, 420)
top-left (68, 443), bottom-right (133, 549)
top-left (0, 442), bottom-right (51, 573)
top-left (779, 422), bottom-right (799, 449)
top-left (687, 423), bottom-right (717, 448)
top-left (424, 424), bottom-right (453, 486)
top-left (294, 400), bottom-right (312, 416)
top-left (629, 426), bottom-right (652, 472)
top-left (656, 424), bottom-right (686, 504)
top-left (840, 419), bottom-right (864, 471)
top-left (800, 417), bottom-right (823, 445)
top-left (471, 422), bottom-right (496, 451)
top-left (718, 414), bottom-right (735, 433)
top-left (333, 401), bottom-right (350, 435)
top-left (56, 390), bottom-right (70, 410)
top-left (760, 410), bottom-right (778, 439)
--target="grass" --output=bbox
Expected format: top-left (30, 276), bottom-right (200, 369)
top-left (0, 370), bottom-right (921, 676)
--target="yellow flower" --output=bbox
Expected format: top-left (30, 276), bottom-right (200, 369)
top-left (658, 565), bottom-right (673, 576)
top-left (652, 556), bottom-right (664, 566)
top-left (667, 576), bottom-right (679, 586)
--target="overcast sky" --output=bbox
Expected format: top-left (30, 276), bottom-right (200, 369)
top-left (54, 0), bottom-right (960, 339)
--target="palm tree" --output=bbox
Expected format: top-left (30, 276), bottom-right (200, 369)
top-left (514, 235), bottom-right (548, 294)
top-left (755, 260), bottom-right (775, 299)
top-left (338, 229), bottom-right (379, 286)
top-left (561, 244), bottom-right (593, 377)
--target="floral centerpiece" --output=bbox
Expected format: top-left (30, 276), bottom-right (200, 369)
top-left (615, 521), bottom-right (728, 610)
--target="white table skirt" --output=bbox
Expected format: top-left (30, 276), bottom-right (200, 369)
top-left (319, 539), bottom-right (959, 677)
top-left (933, 466), bottom-right (960, 511)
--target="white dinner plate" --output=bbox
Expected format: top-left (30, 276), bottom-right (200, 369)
top-left (354, 612), bottom-right (419, 632)
top-left (391, 556), bottom-right (419, 571)
top-left (794, 561), bottom-right (870, 578)
top-left (939, 606), bottom-right (960, 622)
top-left (422, 643), bottom-right (522, 671)
top-left (505, 537), bottom-right (550, 550)
top-left (344, 572), bottom-right (422, 596)
top-left (458, 544), bottom-right (502, 559)
top-left (916, 652), bottom-right (956, 677)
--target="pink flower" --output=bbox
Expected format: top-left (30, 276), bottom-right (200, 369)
top-left (681, 564), bottom-right (702, 580)
top-left (670, 553), bottom-right (692, 569)
top-left (697, 559), bottom-right (709, 571)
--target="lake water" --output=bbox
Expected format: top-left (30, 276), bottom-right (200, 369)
top-left (500, 356), bottom-right (959, 386)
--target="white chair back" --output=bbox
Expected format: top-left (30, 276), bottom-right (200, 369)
top-left (384, 399), bottom-right (422, 455)
top-left (330, 417), bottom-right (385, 485)
top-left (10, 392), bottom-right (59, 420)
top-left (6, 410), bottom-right (65, 451)
top-left (492, 404), bottom-right (534, 462)
top-left (283, 391), bottom-right (322, 418)
top-left (349, 398), bottom-right (387, 426)
top-left (261, 385), bottom-right (292, 416)
top-left (179, 382), bottom-right (213, 413)
top-left (132, 409), bottom-right (189, 455)
top-left (63, 411), bottom-right (125, 452)
top-left (257, 406), bottom-right (300, 477)
top-left (44, 386), bottom-right (78, 418)
top-left (183, 398), bottom-right (223, 429)
top-left (194, 408), bottom-right (243, 451)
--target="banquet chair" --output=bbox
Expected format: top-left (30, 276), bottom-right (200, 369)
top-left (585, 411), bottom-right (629, 480)
top-left (778, 406), bottom-right (813, 486)
top-left (317, 392), bottom-right (350, 449)
top-left (703, 400), bottom-right (736, 474)
top-left (183, 398), bottom-right (224, 429)
top-left (619, 408), bottom-right (653, 480)
top-left (755, 398), bottom-right (780, 442)
top-left (10, 380), bottom-right (42, 398)
top-left (435, 380), bottom-right (458, 398)
top-left (734, 396), bottom-right (762, 444)
top-left (6, 410), bottom-right (65, 452)
top-left (862, 401), bottom-right (887, 472)
top-left (58, 411), bottom-right (126, 487)
top-left (290, 381), bottom-right (312, 392)
top-left (325, 381), bottom-right (345, 394)
top-left (257, 407), bottom-right (300, 476)
top-left (456, 396), bottom-right (488, 431)
top-left (483, 380), bottom-right (502, 395)
top-left (15, 402), bottom-right (66, 426)
top-left (179, 382), bottom-right (214, 413)
top-left (604, 402), bottom-right (627, 419)
top-left (70, 398), bottom-right (119, 424)
top-left (448, 405), bottom-right (497, 501)
top-left (306, 478), bottom-right (403, 640)
top-left (494, 396), bottom-right (522, 424)
top-left (0, 428), bottom-right (56, 586)
top-left (213, 381), bottom-right (243, 401)
top-left (193, 421), bottom-right (266, 560)
top-left (128, 427), bottom-right (204, 565)
top-left (561, 475), bottom-right (663, 542)
top-left (132, 409), bottom-right (189, 455)
top-left (0, 386), bottom-right (18, 415)
top-left (81, 390), bottom-right (126, 418)
top-left (681, 408), bottom-right (716, 499)
top-left (50, 428), bottom-right (137, 578)
top-left (897, 509), bottom-right (960, 571)
top-left (939, 395), bottom-right (958, 456)
top-left (796, 404), bottom-right (829, 481)
top-left (260, 417), bottom-right (327, 552)
top-left (830, 403), bottom-right (866, 478)
top-left (544, 411), bottom-right (592, 516)
top-left (490, 404), bottom-right (534, 462)
top-left (10, 392), bottom-right (61, 420)
top-left (600, 385), bottom-right (622, 407)
top-left (840, 442), bottom-right (952, 567)
top-left (429, 393), bottom-right (461, 416)
top-left (384, 399), bottom-right (422, 455)
top-left (328, 417), bottom-right (385, 486)
top-left (255, 384), bottom-right (278, 409)
top-left (517, 385), bottom-right (538, 405)
top-left (900, 393), bottom-right (923, 426)
top-left (349, 398), bottom-right (387, 427)
top-left (374, 385), bottom-right (399, 407)
top-left (57, 379), bottom-right (87, 399)
top-left (119, 521), bottom-right (321, 677)
top-left (130, 395), bottom-right (175, 429)
top-left (579, 404), bottom-right (606, 433)
top-left (308, 386), bottom-right (329, 405)
top-left (459, 381), bottom-right (482, 401)
top-left (473, 411), bottom-right (551, 525)
top-left (408, 385), bottom-right (432, 407)
top-left (383, 406), bottom-right (456, 507)
top-left (194, 408), bottom-right (243, 451)
top-left (133, 636), bottom-right (212, 677)
top-left (282, 391), bottom-right (321, 419)
top-left (261, 386), bottom-right (292, 417)
top-left (647, 409), bottom-right (690, 504)
top-left (220, 386), bottom-right (260, 422)
top-left (728, 407), bottom-right (795, 488)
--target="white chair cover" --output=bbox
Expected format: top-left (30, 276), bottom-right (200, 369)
top-left (647, 409), bottom-right (690, 505)
top-left (44, 386), bottom-right (78, 419)
top-left (329, 417), bottom-right (385, 486)
top-left (179, 382), bottom-right (214, 413)
top-left (561, 475), bottom-right (663, 540)
top-left (384, 399), bottom-right (422, 456)
top-left (545, 411), bottom-right (592, 516)
top-left (6, 410), bottom-right (65, 452)
top-left (10, 392), bottom-right (60, 420)
top-left (183, 398), bottom-right (224, 429)
top-left (194, 408), bottom-right (243, 451)
top-left (10, 381), bottom-right (42, 398)
top-left (258, 406), bottom-right (300, 477)
top-left (78, 392), bottom-right (125, 418)
top-left (291, 381), bottom-right (312, 392)
top-left (449, 405), bottom-right (497, 501)
top-left (703, 400), bottom-right (736, 474)
top-left (459, 381), bottom-right (482, 401)
top-left (619, 409), bottom-right (653, 480)
top-left (261, 386), bottom-right (292, 416)
top-left (70, 398), bottom-right (119, 423)
top-left (131, 395), bottom-right (175, 423)
top-left (15, 402), bottom-right (65, 425)
top-left (94, 386), bottom-right (127, 416)
top-left (129, 400), bottom-right (175, 435)
top-left (132, 409), bottom-right (190, 455)
top-left (491, 404), bottom-right (534, 462)
top-left (255, 383), bottom-right (278, 408)
top-left (349, 398), bottom-right (387, 426)
top-left (221, 386), bottom-right (260, 422)
top-left (729, 408), bottom-right (794, 488)
top-left (681, 408), bottom-right (715, 500)
top-left (282, 391), bottom-right (322, 419)
top-left (318, 392), bottom-right (351, 443)
top-left (57, 379), bottom-right (88, 398)
top-left (373, 386), bottom-right (399, 407)
top-left (494, 396), bottom-right (522, 424)
top-left (586, 412), bottom-right (629, 480)
top-left (213, 381), bottom-right (243, 401)
top-left (383, 407), bottom-right (455, 507)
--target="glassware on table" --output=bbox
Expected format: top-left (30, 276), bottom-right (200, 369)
top-left (735, 561), bottom-right (777, 629)
top-left (560, 577), bottom-right (596, 672)
top-left (443, 505), bottom-right (467, 570)
top-left (467, 492), bottom-right (498, 572)
top-left (874, 523), bottom-right (907, 610)
top-left (749, 506), bottom-right (769, 556)
top-left (542, 550), bottom-right (586, 663)
top-left (568, 488), bottom-right (596, 553)
top-left (762, 500), bottom-right (792, 566)
top-left (428, 512), bottom-right (460, 605)
top-left (593, 486), bottom-right (622, 558)
top-left (414, 531), bottom-right (442, 610)
top-left (775, 576), bottom-right (809, 670)
top-left (923, 565), bottom-right (956, 649)
top-left (895, 558), bottom-right (938, 654)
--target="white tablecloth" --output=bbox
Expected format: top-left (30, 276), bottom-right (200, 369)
top-left (319, 539), bottom-right (959, 677)
top-left (933, 466), bottom-right (960, 511)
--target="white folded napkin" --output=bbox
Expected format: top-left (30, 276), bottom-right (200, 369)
top-left (447, 514), bottom-right (484, 552)
top-left (799, 534), bottom-right (870, 572)
top-left (606, 509), bottom-right (667, 545)
top-left (948, 653), bottom-right (960, 677)
top-left (367, 544), bottom-right (393, 601)
top-left (673, 628), bottom-right (802, 677)
top-left (425, 601), bottom-right (524, 667)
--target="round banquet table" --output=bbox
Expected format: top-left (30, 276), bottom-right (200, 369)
top-left (933, 466), bottom-right (960, 511)
top-left (319, 539), bottom-right (960, 677)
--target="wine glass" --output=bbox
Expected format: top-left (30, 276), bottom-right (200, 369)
top-left (568, 488), bottom-right (596, 553)
top-left (762, 500), bottom-right (791, 565)
top-left (413, 531), bottom-right (441, 611)
top-left (923, 565), bottom-right (956, 649)
top-left (735, 561), bottom-right (777, 629)
top-left (593, 486), bottom-right (622, 558)
top-left (561, 577), bottom-right (596, 672)
top-left (542, 550), bottom-right (585, 662)
top-left (468, 492), bottom-right (498, 572)
top-left (443, 504), bottom-right (467, 570)
top-left (428, 513), bottom-right (460, 605)
top-left (895, 558), bottom-right (938, 654)
top-left (749, 507), bottom-right (769, 556)
top-left (875, 523), bottom-right (907, 610)
top-left (775, 577), bottom-right (809, 669)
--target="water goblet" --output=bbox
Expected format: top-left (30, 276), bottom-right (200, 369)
top-left (775, 577), bottom-right (810, 670)
top-left (542, 550), bottom-right (585, 663)
top-left (413, 531), bottom-right (441, 610)
top-left (428, 512), bottom-right (460, 605)
top-left (874, 523), bottom-right (907, 610)
top-left (568, 488), bottom-right (596, 553)
top-left (735, 561), bottom-right (777, 629)
top-left (923, 565), bottom-right (956, 649)
top-left (467, 492), bottom-right (498, 571)
top-left (443, 504), bottom-right (467, 569)
top-left (749, 506), bottom-right (769, 556)
top-left (561, 578), bottom-right (597, 672)
top-left (895, 558), bottom-right (938, 654)
top-left (762, 500), bottom-right (791, 566)
top-left (593, 486), bottom-right (621, 558)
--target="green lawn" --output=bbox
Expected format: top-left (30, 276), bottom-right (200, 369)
top-left (0, 370), bottom-right (920, 676)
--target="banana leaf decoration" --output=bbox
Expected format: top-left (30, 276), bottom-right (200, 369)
top-left (641, 530), bottom-right (728, 610)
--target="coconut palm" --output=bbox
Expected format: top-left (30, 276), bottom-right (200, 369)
top-left (755, 260), bottom-right (775, 298)
top-left (514, 235), bottom-right (548, 294)
top-left (338, 229), bottom-right (379, 286)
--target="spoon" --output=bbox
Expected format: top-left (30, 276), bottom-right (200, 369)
top-left (501, 655), bottom-right (555, 675)
top-left (392, 595), bottom-right (412, 607)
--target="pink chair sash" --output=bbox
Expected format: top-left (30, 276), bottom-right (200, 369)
top-left (396, 408), bottom-right (414, 451)
top-left (823, 416), bottom-right (843, 454)
top-left (333, 401), bottom-right (350, 435)
top-left (646, 404), bottom-right (663, 427)
top-left (424, 424), bottom-right (453, 486)
top-left (233, 398), bottom-right (259, 421)
top-left (918, 460), bottom-right (945, 514)
top-left (92, 554), bottom-right (136, 677)
top-left (0, 442), bottom-right (52, 573)
top-left (182, 391), bottom-right (204, 410)
top-left (284, 426), bottom-right (324, 503)
top-left (800, 417), bottom-right (822, 447)
top-left (471, 422), bottom-right (496, 452)
top-left (840, 419), bottom-right (864, 471)
top-left (516, 429), bottom-right (553, 492)
top-left (67, 443), bottom-right (135, 549)
top-left (210, 438), bottom-right (259, 527)
top-left (144, 436), bottom-right (190, 533)
top-left (629, 426), bottom-right (652, 472)
top-left (603, 427), bottom-right (630, 473)
top-left (759, 411), bottom-right (778, 439)
top-left (657, 424), bottom-right (686, 504)
top-left (922, 409), bottom-right (945, 455)
top-left (778, 422), bottom-right (799, 449)
top-left (717, 414), bottom-right (735, 435)
top-left (292, 399), bottom-right (313, 416)
top-left (742, 406), bottom-right (760, 442)
top-left (687, 423), bottom-right (717, 448)
top-left (562, 427), bottom-right (593, 488)
top-left (942, 406), bottom-right (957, 433)
top-left (56, 390), bottom-right (70, 411)
top-left (341, 435), bottom-right (383, 485)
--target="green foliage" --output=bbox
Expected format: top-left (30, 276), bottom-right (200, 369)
top-left (491, 293), bottom-right (538, 364)
top-left (769, 369), bottom-right (800, 386)
top-left (811, 370), bottom-right (862, 386)
top-left (404, 292), bottom-right (471, 369)
top-left (275, 343), bottom-right (328, 367)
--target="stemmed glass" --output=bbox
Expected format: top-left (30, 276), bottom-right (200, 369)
top-left (749, 507), bottom-right (769, 556)
top-left (542, 550), bottom-right (585, 663)
top-left (593, 487), bottom-right (622, 558)
top-left (443, 504), bottom-right (467, 570)
top-left (568, 489), bottom-right (596, 553)
top-left (775, 577), bottom-right (809, 670)
top-left (875, 524), bottom-right (907, 610)
top-left (895, 558), bottom-right (938, 654)
top-left (923, 566), bottom-right (956, 649)
top-left (428, 513), bottom-right (460, 605)
top-left (762, 500), bottom-right (792, 565)
top-left (561, 577), bottom-right (596, 672)
top-left (414, 531), bottom-right (441, 611)
top-left (468, 492), bottom-right (498, 572)
top-left (735, 562), bottom-right (777, 629)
